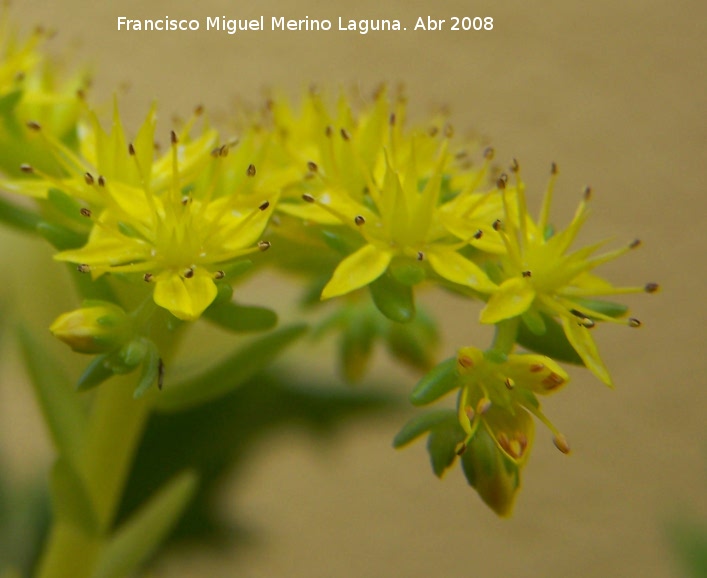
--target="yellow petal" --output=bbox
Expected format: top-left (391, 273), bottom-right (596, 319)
top-left (153, 270), bottom-right (218, 321)
top-left (505, 353), bottom-right (569, 395)
top-left (482, 405), bottom-right (535, 464)
top-left (321, 244), bottom-right (392, 300)
top-left (480, 277), bottom-right (535, 324)
top-left (560, 315), bottom-right (614, 387)
top-left (427, 249), bottom-right (497, 293)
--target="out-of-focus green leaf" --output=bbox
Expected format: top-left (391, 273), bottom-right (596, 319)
top-left (93, 471), bottom-right (197, 578)
top-left (203, 300), bottom-right (278, 333)
top-left (340, 312), bottom-right (377, 382)
top-left (0, 90), bottom-right (23, 115)
top-left (666, 517), bottom-right (707, 578)
top-left (49, 458), bottom-right (97, 534)
top-left (427, 419), bottom-right (466, 478)
top-left (133, 340), bottom-right (160, 399)
top-left (409, 357), bottom-right (458, 406)
top-left (370, 272), bottom-right (415, 323)
top-left (35, 222), bottom-right (86, 250)
top-left (392, 409), bottom-right (456, 448)
top-left (77, 354), bottom-right (114, 392)
top-left (156, 324), bottom-right (308, 412)
top-left (18, 327), bottom-right (88, 469)
top-left (0, 195), bottom-right (41, 233)
top-left (517, 312), bottom-right (583, 365)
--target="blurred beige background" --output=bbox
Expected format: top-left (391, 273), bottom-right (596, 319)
top-left (1, 0), bottom-right (706, 576)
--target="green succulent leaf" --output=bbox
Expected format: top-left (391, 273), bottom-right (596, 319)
top-left (392, 408), bottom-right (456, 448)
top-left (427, 419), bottom-right (466, 478)
top-left (203, 300), bottom-right (278, 333)
top-left (409, 357), bottom-right (458, 406)
top-left (0, 195), bottom-right (41, 233)
top-left (370, 272), bottom-right (415, 323)
top-left (517, 312), bottom-right (583, 365)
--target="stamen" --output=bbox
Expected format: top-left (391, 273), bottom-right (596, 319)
top-left (542, 372), bottom-right (566, 391)
top-left (307, 161), bottom-right (318, 172)
top-left (458, 355), bottom-right (474, 369)
top-left (79, 208), bottom-right (92, 218)
top-left (26, 121), bottom-right (41, 131)
top-left (553, 434), bottom-right (571, 454)
top-left (340, 128), bottom-right (351, 141)
top-left (505, 377), bottom-right (515, 390)
top-left (143, 273), bottom-right (153, 282)
top-left (128, 143), bottom-right (135, 156)
top-left (428, 126), bottom-right (439, 137)
top-left (183, 267), bottom-right (195, 279)
top-left (529, 363), bottom-right (544, 373)
top-left (476, 397), bottom-right (491, 415)
top-left (628, 318), bottom-right (642, 328)
top-left (492, 219), bottom-right (502, 231)
top-left (417, 251), bottom-right (425, 261)
top-left (325, 125), bottom-right (333, 137)
top-left (444, 124), bottom-right (454, 138)
top-left (302, 193), bottom-right (315, 203)
top-left (194, 104), bottom-right (204, 116)
top-left (170, 130), bottom-right (178, 145)
top-left (214, 270), bottom-right (225, 280)
top-left (465, 406), bottom-right (475, 421)
top-left (551, 162), bottom-right (558, 175)
top-left (472, 229), bottom-right (483, 240)
top-left (354, 215), bottom-right (366, 226)
top-left (484, 147), bottom-right (495, 160)
top-left (570, 309), bottom-right (596, 328)
top-left (389, 113), bottom-right (396, 126)
top-left (258, 240), bottom-right (271, 251)
top-left (247, 164), bottom-right (256, 177)
top-left (522, 270), bottom-right (532, 278)
top-left (496, 174), bottom-right (507, 189)
top-left (629, 239), bottom-right (641, 249)
top-left (20, 164), bottom-right (33, 174)
top-left (219, 145), bottom-right (229, 157)
top-left (98, 176), bottom-right (105, 187)
top-left (510, 158), bottom-right (519, 173)
top-left (181, 196), bottom-right (191, 206)
top-left (455, 442), bottom-right (467, 456)
top-left (84, 172), bottom-right (94, 185)
top-left (583, 186), bottom-right (592, 201)
top-left (259, 200), bottom-right (270, 211)
top-left (645, 282), bottom-right (659, 293)
top-left (77, 264), bottom-right (90, 273)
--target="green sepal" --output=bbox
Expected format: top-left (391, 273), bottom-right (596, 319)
top-left (521, 307), bottom-right (546, 336)
top-left (386, 308), bottom-right (438, 373)
top-left (133, 340), bottom-right (160, 399)
top-left (427, 418), bottom-right (466, 478)
top-left (156, 324), bottom-right (308, 413)
top-left (203, 299), bottom-right (278, 333)
top-left (0, 194), bottom-right (41, 233)
top-left (573, 297), bottom-right (628, 319)
top-left (18, 327), bottom-right (88, 470)
top-left (92, 470), bottom-right (198, 578)
top-left (49, 458), bottom-right (98, 534)
top-left (36, 221), bottom-right (87, 250)
top-left (370, 272), bottom-right (415, 323)
top-left (409, 357), bottom-right (458, 406)
top-left (517, 312), bottom-right (583, 365)
top-left (389, 259), bottom-right (426, 286)
top-left (392, 408), bottom-right (456, 448)
top-left (77, 354), bottom-right (114, 392)
top-left (460, 426), bottom-right (521, 517)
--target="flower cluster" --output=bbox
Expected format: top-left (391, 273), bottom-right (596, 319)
top-left (0, 77), bottom-right (658, 515)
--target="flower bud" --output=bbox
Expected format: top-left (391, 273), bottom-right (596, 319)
top-left (50, 302), bottom-right (131, 354)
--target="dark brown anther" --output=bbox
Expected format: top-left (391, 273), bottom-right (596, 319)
top-left (542, 372), bottom-right (566, 391)
top-left (455, 150), bottom-right (468, 160)
top-left (428, 126), bottom-right (439, 137)
top-left (307, 161), bottom-right (318, 172)
top-left (20, 164), bottom-right (33, 174)
top-left (444, 124), bottom-right (454, 138)
top-left (492, 219), bottom-right (502, 231)
top-left (158, 359), bottom-right (165, 390)
top-left (629, 239), bottom-right (642, 249)
top-left (496, 174), bottom-right (508, 189)
top-left (247, 164), bottom-right (256, 177)
top-left (550, 162), bottom-right (558, 175)
top-left (77, 264), bottom-right (90, 273)
top-left (80, 208), bottom-right (92, 218)
top-left (522, 270), bottom-right (532, 278)
top-left (98, 175), bottom-right (105, 187)
top-left (458, 355), bottom-right (474, 369)
top-left (181, 196), bottom-right (191, 206)
top-left (473, 229), bottom-right (483, 240)
top-left (354, 215), bottom-right (366, 226)
top-left (628, 318), bottom-right (642, 328)
top-left (258, 240), bottom-right (271, 251)
top-left (194, 104), bottom-right (204, 116)
top-left (302, 193), bottom-right (315, 203)
top-left (128, 143), bottom-right (135, 156)
top-left (14, 72), bottom-right (25, 82)
top-left (259, 200), bottom-right (270, 211)
top-left (510, 158), bottom-right (519, 173)
top-left (417, 251), bottom-right (425, 261)
top-left (84, 172), bottom-right (94, 185)
top-left (325, 125), bottom-right (333, 137)
top-left (529, 363), bottom-right (545, 373)
top-left (505, 377), bottom-right (515, 390)
top-left (645, 282), bottom-right (659, 293)
top-left (170, 130), bottom-right (178, 145)
top-left (183, 267), bottom-right (195, 279)
top-left (219, 145), bottom-right (229, 157)
top-left (210, 147), bottom-right (221, 158)
top-left (26, 121), bottom-right (41, 131)
top-left (553, 434), bottom-right (570, 454)
top-left (143, 273), bottom-right (153, 282)
top-left (583, 186), bottom-right (592, 201)
top-left (389, 113), bottom-right (396, 126)
top-left (76, 89), bottom-right (86, 101)
top-left (484, 146), bottom-right (495, 160)
top-left (340, 128), bottom-right (351, 141)
top-left (214, 270), bottom-right (225, 280)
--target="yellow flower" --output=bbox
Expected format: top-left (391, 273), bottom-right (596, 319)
top-left (49, 301), bottom-right (131, 354)
top-left (478, 165), bottom-right (659, 386)
top-left (19, 104), bottom-right (275, 321)
top-left (455, 346), bottom-right (570, 464)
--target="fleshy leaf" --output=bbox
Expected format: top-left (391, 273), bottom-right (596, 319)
top-left (203, 300), bottom-right (278, 333)
top-left (369, 271), bottom-right (415, 323)
top-left (410, 357), bottom-right (458, 406)
top-left (427, 419), bottom-right (466, 478)
top-left (392, 409), bottom-right (456, 448)
top-left (517, 312), bottom-right (583, 365)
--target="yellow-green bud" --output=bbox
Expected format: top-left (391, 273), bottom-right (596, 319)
top-left (50, 302), bottom-right (131, 354)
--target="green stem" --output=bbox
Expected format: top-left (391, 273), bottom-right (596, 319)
top-left (489, 317), bottom-right (520, 357)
